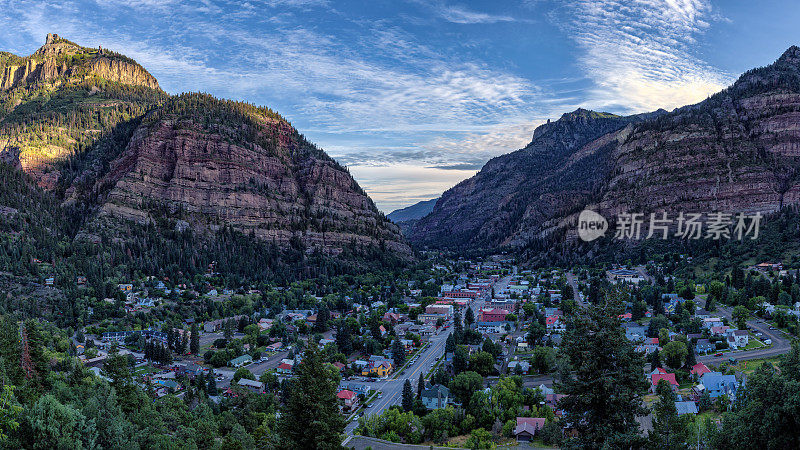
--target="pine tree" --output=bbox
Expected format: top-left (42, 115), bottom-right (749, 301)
top-left (557, 292), bottom-right (648, 448)
top-left (417, 372), bottom-right (426, 399)
top-left (402, 379), bottom-right (413, 412)
top-left (391, 339), bottom-right (406, 367)
top-left (648, 380), bottom-right (690, 448)
top-left (207, 374), bottom-right (218, 396)
top-left (335, 323), bottom-right (352, 355)
top-left (465, 306), bottom-right (475, 326)
top-left (279, 342), bottom-right (344, 448)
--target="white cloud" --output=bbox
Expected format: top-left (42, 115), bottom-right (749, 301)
top-left (437, 4), bottom-right (517, 24)
top-left (347, 164), bottom-right (477, 212)
top-left (557, 0), bottom-right (732, 112)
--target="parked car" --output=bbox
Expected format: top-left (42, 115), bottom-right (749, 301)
top-left (714, 352), bottom-right (723, 357)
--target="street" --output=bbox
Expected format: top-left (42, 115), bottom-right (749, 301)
top-left (343, 274), bottom-right (509, 436)
top-left (696, 295), bottom-right (791, 365)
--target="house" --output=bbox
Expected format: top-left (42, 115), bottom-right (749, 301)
top-left (508, 360), bottom-right (530, 374)
top-left (336, 389), bottom-right (359, 412)
top-left (229, 355), bottom-right (252, 368)
top-left (675, 401), bottom-right (698, 415)
top-left (277, 362), bottom-right (294, 375)
top-left (702, 318), bottom-right (724, 329)
top-left (650, 372), bottom-right (678, 393)
top-left (203, 315), bottom-right (245, 333)
top-left (237, 378), bottom-right (265, 394)
top-left (421, 384), bottom-right (450, 410)
top-left (695, 372), bottom-right (741, 400)
top-left (690, 363), bottom-right (712, 377)
top-left (636, 338), bottom-right (660, 355)
top-left (339, 382), bottom-right (370, 396)
top-left (710, 326), bottom-right (730, 336)
top-left (623, 323), bottom-right (648, 341)
top-left (618, 312), bottom-right (633, 322)
top-left (362, 356), bottom-right (393, 378)
top-left (694, 309), bottom-right (711, 320)
top-left (545, 316), bottom-right (566, 333)
top-left (480, 308), bottom-right (509, 322)
top-left (695, 339), bottom-right (715, 354)
top-left (726, 329), bottom-right (749, 349)
top-left (513, 417), bottom-right (546, 442)
top-left (383, 312), bottom-right (401, 324)
top-left (258, 318), bottom-right (274, 331)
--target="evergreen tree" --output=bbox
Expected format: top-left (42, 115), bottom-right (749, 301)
top-left (190, 322), bottom-right (199, 355)
top-left (417, 373), bottom-right (425, 399)
top-left (650, 348), bottom-right (662, 368)
top-left (402, 379), bottom-right (413, 412)
top-left (278, 342), bottom-right (344, 449)
top-left (452, 346), bottom-right (468, 375)
top-left (314, 303), bottom-right (330, 332)
top-left (556, 294), bottom-right (648, 448)
top-left (335, 323), bottom-right (352, 355)
top-left (444, 334), bottom-right (455, 354)
top-left (465, 307), bottom-right (475, 326)
top-left (207, 375), bottom-right (218, 396)
top-left (391, 339), bottom-right (406, 367)
top-left (648, 380), bottom-right (690, 449)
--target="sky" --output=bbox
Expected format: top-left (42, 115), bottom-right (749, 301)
top-left (1, 0), bottom-right (800, 212)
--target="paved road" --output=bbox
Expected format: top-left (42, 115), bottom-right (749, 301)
top-left (696, 295), bottom-right (792, 365)
top-left (565, 272), bottom-right (586, 306)
top-left (343, 328), bottom-right (451, 435)
top-left (344, 275), bottom-right (509, 436)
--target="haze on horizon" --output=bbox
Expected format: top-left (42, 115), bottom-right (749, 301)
top-left (2, 0), bottom-right (799, 212)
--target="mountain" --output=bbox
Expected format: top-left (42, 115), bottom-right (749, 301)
top-left (409, 109), bottom-right (661, 249)
top-left (0, 34), bottom-right (411, 271)
top-left (387, 198), bottom-right (438, 223)
top-left (409, 46), bottom-right (800, 253)
top-left (387, 198), bottom-right (438, 236)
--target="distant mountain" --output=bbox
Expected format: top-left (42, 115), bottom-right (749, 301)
top-left (410, 46), bottom-right (800, 253)
top-left (0, 34), bottom-right (411, 272)
top-left (387, 198), bottom-right (438, 223)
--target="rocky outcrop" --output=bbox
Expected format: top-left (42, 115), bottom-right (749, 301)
top-left (410, 47), bottom-right (800, 252)
top-left (0, 34), bottom-right (159, 92)
top-left (86, 57), bottom-right (159, 90)
top-left (89, 103), bottom-right (411, 257)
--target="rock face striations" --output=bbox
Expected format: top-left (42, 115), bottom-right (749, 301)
top-left (0, 35), bottom-right (410, 260)
top-left (410, 47), bottom-right (800, 252)
top-left (1, 33), bottom-right (159, 91)
top-left (89, 95), bottom-right (410, 256)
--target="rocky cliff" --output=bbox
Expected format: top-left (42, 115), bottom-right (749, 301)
top-left (0, 35), bottom-right (411, 261)
top-left (410, 47), bottom-right (800, 252)
top-left (82, 94), bottom-right (410, 256)
top-left (1, 33), bottom-right (159, 92)
top-left (409, 109), bottom-right (657, 249)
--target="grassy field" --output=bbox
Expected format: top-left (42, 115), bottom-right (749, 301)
top-left (729, 356), bottom-right (781, 374)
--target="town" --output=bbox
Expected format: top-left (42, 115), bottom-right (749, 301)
top-left (14, 252), bottom-right (794, 449)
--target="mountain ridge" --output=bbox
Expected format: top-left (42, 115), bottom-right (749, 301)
top-left (0, 34), bottom-right (412, 263)
top-left (409, 46), bottom-right (800, 253)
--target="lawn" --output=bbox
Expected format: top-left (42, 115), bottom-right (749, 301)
top-left (729, 357), bottom-right (781, 374)
top-left (741, 337), bottom-right (764, 350)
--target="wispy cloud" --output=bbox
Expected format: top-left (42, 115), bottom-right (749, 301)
top-left (437, 4), bottom-right (517, 24)
top-left (555, 0), bottom-right (732, 112)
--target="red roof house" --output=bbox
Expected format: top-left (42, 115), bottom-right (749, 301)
top-left (651, 373), bottom-right (678, 392)
top-left (690, 363), bottom-right (711, 377)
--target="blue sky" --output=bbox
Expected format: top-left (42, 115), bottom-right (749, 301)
top-left (1, 0), bottom-right (799, 211)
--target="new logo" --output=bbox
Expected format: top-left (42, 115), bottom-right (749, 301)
top-left (577, 210), bottom-right (608, 241)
